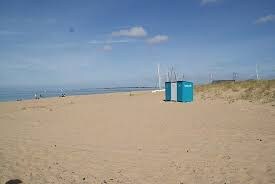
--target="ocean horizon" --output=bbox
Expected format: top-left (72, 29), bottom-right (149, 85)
top-left (0, 87), bottom-right (157, 102)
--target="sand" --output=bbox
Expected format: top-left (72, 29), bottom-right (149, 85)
top-left (0, 91), bottom-right (275, 184)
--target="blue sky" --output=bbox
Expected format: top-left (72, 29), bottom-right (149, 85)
top-left (0, 0), bottom-right (275, 88)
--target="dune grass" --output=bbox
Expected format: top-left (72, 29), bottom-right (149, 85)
top-left (195, 80), bottom-right (275, 103)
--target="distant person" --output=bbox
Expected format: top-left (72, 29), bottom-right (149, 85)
top-left (59, 93), bottom-right (66, 97)
top-left (34, 93), bottom-right (40, 100)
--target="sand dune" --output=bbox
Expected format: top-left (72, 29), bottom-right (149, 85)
top-left (0, 91), bottom-right (275, 184)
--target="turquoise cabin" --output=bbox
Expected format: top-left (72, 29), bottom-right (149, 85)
top-left (165, 81), bottom-right (193, 103)
top-left (165, 82), bottom-right (171, 101)
top-left (177, 81), bottom-right (193, 102)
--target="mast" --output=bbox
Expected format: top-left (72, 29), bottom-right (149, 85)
top-left (157, 64), bottom-right (161, 89)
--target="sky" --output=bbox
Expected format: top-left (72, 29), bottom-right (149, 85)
top-left (0, 0), bottom-right (275, 88)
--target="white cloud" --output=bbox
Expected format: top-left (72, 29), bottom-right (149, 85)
top-left (111, 26), bottom-right (147, 37)
top-left (255, 14), bottom-right (275, 24)
top-left (88, 39), bottom-right (134, 44)
top-left (106, 40), bottom-right (134, 44)
top-left (147, 35), bottom-right (169, 44)
top-left (103, 45), bottom-right (112, 51)
top-left (201, 0), bottom-right (220, 5)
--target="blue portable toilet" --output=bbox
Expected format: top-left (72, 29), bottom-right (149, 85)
top-left (177, 81), bottom-right (193, 102)
top-left (165, 82), bottom-right (171, 101)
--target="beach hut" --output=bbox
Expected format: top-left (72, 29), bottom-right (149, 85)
top-left (177, 81), bottom-right (193, 102)
top-left (165, 81), bottom-right (193, 103)
top-left (165, 82), bottom-right (171, 101)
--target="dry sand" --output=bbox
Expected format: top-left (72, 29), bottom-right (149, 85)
top-left (0, 91), bottom-right (275, 184)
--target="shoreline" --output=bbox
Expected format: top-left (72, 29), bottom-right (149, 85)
top-left (0, 88), bottom-right (157, 103)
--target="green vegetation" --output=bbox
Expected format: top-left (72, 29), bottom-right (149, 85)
top-left (195, 80), bottom-right (275, 104)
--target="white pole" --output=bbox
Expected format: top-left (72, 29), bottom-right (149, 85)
top-left (256, 64), bottom-right (259, 80)
top-left (209, 73), bottom-right (213, 83)
top-left (157, 64), bottom-right (161, 89)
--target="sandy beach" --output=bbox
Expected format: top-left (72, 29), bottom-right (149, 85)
top-left (0, 91), bottom-right (275, 184)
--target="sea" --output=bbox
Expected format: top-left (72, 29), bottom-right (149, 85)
top-left (0, 87), bottom-right (156, 102)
